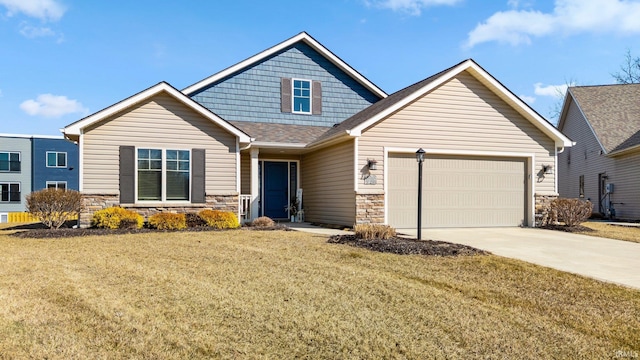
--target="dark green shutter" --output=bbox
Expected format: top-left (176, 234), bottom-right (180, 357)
top-left (312, 81), bottom-right (322, 115)
top-left (281, 78), bottom-right (292, 113)
top-left (119, 146), bottom-right (135, 203)
top-left (191, 148), bottom-right (206, 203)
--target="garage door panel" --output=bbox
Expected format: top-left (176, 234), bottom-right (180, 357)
top-left (388, 154), bottom-right (526, 228)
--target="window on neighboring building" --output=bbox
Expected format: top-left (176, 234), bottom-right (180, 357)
top-left (579, 175), bottom-right (584, 198)
top-left (0, 152), bottom-right (21, 172)
top-left (47, 151), bottom-right (67, 168)
top-left (292, 79), bottom-right (311, 113)
top-left (0, 183), bottom-right (20, 202)
top-left (46, 181), bottom-right (67, 190)
top-left (137, 148), bottom-right (190, 201)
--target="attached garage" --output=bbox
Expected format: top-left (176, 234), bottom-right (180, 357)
top-left (388, 153), bottom-right (528, 228)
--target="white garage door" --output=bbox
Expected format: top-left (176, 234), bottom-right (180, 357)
top-left (388, 154), bottom-right (527, 228)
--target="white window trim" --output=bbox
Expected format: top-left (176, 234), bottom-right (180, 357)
top-left (291, 78), bottom-right (312, 114)
top-left (46, 181), bottom-right (67, 190)
top-left (135, 148), bottom-right (192, 203)
top-left (0, 182), bottom-right (21, 202)
top-left (0, 151), bottom-right (20, 172)
top-left (46, 151), bottom-right (67, 168)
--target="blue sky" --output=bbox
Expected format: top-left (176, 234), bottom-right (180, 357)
top-left (1, 0), bottom-right (639, 136)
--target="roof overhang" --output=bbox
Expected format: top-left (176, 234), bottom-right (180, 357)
top-left (62, 82), bottom-right (251, 143)
top-left (346, 59), bottom-right (573, 149)
top-left (182, 32), bottom-right (387, 99)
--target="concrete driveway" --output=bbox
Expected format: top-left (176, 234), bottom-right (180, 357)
top-left (398, 227), bottom-right (640, 290)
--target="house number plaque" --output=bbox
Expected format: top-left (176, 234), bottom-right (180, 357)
top-left (364, 174), bottom-right (377, 185)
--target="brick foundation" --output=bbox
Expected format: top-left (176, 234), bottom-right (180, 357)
top-left (79, 193), bottom-right (239, 228)
top-left (355, 192), bottom-right (385, 224)
top-left (535, 194), bottom-right (559, 227)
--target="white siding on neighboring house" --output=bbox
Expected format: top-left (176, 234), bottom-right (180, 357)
top-left (358, 71), bottom-right (556, 195)
top-left (82, 92), bottom-right (238, 195)
top-left (302, 140), bottom-right (355, 225)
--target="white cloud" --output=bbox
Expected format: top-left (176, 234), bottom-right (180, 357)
top-left (533, 82), bottom-right (571, 98)
top-left (20, 94), bottom-right (88, 118)
top-left (466, 0), bottom-right (640, 48)
top-left (368, 0), bottom-right (462, 15)
top-left (0, 0), bottom-right (66, 21)
top-left (19, 24), bottom-right (54, 37)
top-left (519, 95), bottom-right (536, 104)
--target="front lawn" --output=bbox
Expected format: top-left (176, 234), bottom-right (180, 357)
top-left (578, 221), bottom-right (640, 243)
top-left (0, 230), bottom-right (638, 358)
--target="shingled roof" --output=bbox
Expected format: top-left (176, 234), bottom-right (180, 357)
top-left (228, 121), bottom-right (331, 144)
top-left (567, 84), bottom-right (640, 153)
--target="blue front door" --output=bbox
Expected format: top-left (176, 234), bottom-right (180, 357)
top-left (264, 161), bottom-right (289, 219)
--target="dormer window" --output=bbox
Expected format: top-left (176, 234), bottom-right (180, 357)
top-left (281, 78), bottom-right (322, 115)
top-left (292, 79), bottom-right (311, 113)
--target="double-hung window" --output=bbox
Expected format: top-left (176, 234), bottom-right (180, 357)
top-left (0, 152), bottom-right (20, 172)
top-left (292, 79), bottom-right (311, 114)
top-left (0, 183), bottom-right (20, 202)
top-left (137, 149), bottom-right (190, 201)
top-left (46, 151), bottom-right (67, 168)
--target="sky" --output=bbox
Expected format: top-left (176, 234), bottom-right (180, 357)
top-left (1, 0), bottom-right (639, 136)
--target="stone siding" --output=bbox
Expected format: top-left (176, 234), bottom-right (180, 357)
top-left (535, 194), bottom-right (559, 227)
top-left (79, 193), bottom-right (239, 228)
top-left (355, 193), bottom-right (384, 224)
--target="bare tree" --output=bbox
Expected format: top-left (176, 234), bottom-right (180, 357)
top-left (612, 49), bottom-right (640, 84)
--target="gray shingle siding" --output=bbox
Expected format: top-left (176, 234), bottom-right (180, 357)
top-left (190, 43), bottom-right (380, 127)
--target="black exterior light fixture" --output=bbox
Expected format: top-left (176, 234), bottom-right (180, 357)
top-left (415, 148), bottom-right (425, 240)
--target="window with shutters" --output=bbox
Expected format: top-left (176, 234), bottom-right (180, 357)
top-left (281, 78), bottom-right (322, 115)
top-left (292, 79), bottom-right (311, 114)
top-left (137, 148), bottom-right (190, 201)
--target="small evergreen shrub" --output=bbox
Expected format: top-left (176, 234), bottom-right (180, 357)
top-left (186, 212), bottom-right (207, 228)
top-left (92, 207), bottom-right (143, 229)
top-left (26, 188), bottom-right (82, 229)
top-left (250, 216), bottom-right (275, 228)
top-left (551, 198), bottom-right (592, 227)
top-left (148, 213), bottom-right (187, 230)
top-left (198, 209), bottom-right (240, 229)
top-left (354, 224), bottom-right (397, 240)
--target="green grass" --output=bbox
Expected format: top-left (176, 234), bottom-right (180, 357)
top-left (0, 229), bottom-right (638, 358)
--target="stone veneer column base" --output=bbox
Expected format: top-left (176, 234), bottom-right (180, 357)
top-left (355, 193), bottom-right (385, 225)
top-left (535, 194), bottom-right (559, 227)
top-left (79, 193), bottom-right (240, 228)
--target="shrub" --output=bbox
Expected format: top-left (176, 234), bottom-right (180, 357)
top-left (551, 198), bottom-right (592, 227)
top-left (198, 209), bottom-right (240, 229)
top-left (92, 207), bottom-right (143, 229)
top-left (26, 188), bottom-right (82, 229)
top-left (250, 216), bottom-right (275, 228)
top-left (354, 224), bottom-right (397, 240)
top-left (186, 212), bottom-right (207, 228)
top-left (148, 213), bottom-right (187, 230)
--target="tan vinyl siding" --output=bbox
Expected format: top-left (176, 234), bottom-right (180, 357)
top-left (359, 71), bottom-right (556, 194)
top-left (302, 140), bottom-right (355, 225)
top-left (82, 92), bottom-right (238, 195)
top-left (240, 152), bottom-right (250, 195)
top-left (559, 97), bottom-right (640, 219)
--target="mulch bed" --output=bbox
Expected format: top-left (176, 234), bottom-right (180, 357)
top-left (7, 224), bottom-right (292, 239)
top-left (540, 224), bottom-right (595, 233)
top-left (328, 235), bottom-right (488, 257)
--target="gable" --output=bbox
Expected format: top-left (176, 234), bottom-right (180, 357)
top-left (189, 42), bottom-right (381, 128)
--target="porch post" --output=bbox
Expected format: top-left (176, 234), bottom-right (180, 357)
top-left (250, 147), bottom-right (260, 220)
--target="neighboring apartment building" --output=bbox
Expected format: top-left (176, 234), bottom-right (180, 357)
top-left (0, 134), bottom-right (79, 222)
